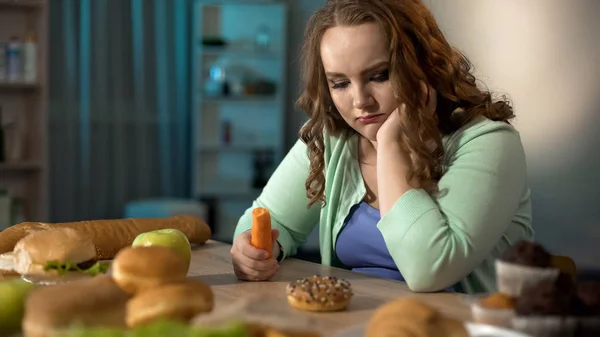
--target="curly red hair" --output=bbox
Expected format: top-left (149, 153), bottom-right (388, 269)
top-left (297, 0), bottom-right (514, 207)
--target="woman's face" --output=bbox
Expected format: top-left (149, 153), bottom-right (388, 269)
top-left (320, 23), bottom-right (398, 142)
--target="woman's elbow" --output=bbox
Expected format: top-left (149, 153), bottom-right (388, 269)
top-left (403, 270), bottom-right (455, 293)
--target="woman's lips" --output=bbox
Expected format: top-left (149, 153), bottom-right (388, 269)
top-left (357, 114), bottom-right (384, 124)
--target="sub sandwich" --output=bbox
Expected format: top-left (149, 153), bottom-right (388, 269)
top-left (13, 228), bottom-right (109, 283)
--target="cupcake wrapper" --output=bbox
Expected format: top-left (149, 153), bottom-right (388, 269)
top-left (512, 316), bottom-right (577, 337)
top-left (495, 260), bottom-right (560, 297)
top-left (471, 302), bottom-right (515, 328)
top-left (576, 317), bottom-right (600, 337)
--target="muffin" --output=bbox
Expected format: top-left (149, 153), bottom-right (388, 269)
top-left (471, 292), bottom-right (516, 328)
top-left (512, 273), bottom-right (579, 336)
top-left (577, 281), bottom-right (600, 315)
top-left (574, 281), bottom-right (600, 337)
top-left (496, 240), bottom-right (560, 297)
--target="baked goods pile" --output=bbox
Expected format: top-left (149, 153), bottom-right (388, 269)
top-left (366, 297), bottom-right (469, 337)
top-left (0, 216), bottom-right (213, 336)
top-left (20, 245), bottom-right (215, 336)
top-left (472, 240), bottom-right (600, 336)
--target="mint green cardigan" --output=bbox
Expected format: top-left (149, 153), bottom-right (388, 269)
top-left (234, 117), bottom-right (533, 293)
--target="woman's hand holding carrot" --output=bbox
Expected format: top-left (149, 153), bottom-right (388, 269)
top-left (231, 207), bottom-right (281, 281)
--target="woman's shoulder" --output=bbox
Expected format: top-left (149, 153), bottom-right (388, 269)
top-left (444, 116), bottom-right (523, 148)
top-left (442, 116), bottom-right (526, 164)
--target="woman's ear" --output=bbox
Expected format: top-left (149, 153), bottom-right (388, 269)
top-left (419, 81), bottom-right (438, 114)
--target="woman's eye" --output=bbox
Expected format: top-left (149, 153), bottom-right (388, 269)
top-left (331, 81), bottom-right (349, 90)
top-left (371, 70), bottom-right (389, 82)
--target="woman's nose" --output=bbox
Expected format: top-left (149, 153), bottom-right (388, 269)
top-left (352, 86), bottom-right (374, 110)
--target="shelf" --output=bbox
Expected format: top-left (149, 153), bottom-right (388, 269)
top-left (0, 161), bottom-right (41, 171)
top-left (0, 0), bottom-right (43, 8)
top-left (0, 81), bottom-right (40, 90)
top-left (199, 0), bottom-right (283, 5)
top-left (198, 143), bottom-right (275, 152)
top-left (196, 188), bottom-right (261, 199)
top-left (200, 46), bottom-right (281, 59)
top-left (200, 95), bottom-right (276, 104)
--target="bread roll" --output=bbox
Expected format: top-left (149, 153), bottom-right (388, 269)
top-left (126, 278), bottom-right (214, 327)
top-left (111, 246), bottom-right (188, 295)
top-left (22, 275), bottom-right (130, 337)
top-left (13, 228), bottom-right (96, 277)
top-left (366, 298), bottom-right (469, 337)
top-left (0, 215), bottom-right (211, 259)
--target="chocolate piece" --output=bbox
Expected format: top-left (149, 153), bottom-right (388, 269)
top-left (516, 273), bottom-right (575, 316)
top-left (501, 240), bottom-right (551, 268)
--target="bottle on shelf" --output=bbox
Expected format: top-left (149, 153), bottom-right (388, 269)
top-left (0, 41), bottom-right (7, 82)
top-left (0, 106), bottom-right (4, 163)
top-left (6, 36), bottom-right (22, 83)
top-left (252, 149), bottom-right (274, 189)
top-left (3, 114), bottom-right (24, 162)
top-left (23, 34), bottom-right (37, 83)
top-left (254, 25), bottom-right (271, 52)
top-left (222, 120), bottom-right (232, 145)
top-left (0, 190), bottom-right (11, 231)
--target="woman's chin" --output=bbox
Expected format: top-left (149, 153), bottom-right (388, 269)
top-left (355, 124), bottom-right (381, 142)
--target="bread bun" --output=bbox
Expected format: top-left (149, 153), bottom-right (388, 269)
top-left (111, 246), bottom-right (187, 295)
top-left (13, 228), bottom-right (97, 277)
top-left (286, 275), bottom-right (353, 312)
top-left (366, 298), bottom-right (468, 337)
top-left (126, 278), bottom-right (214, 327)
top-left (22, 275), bottom-right (130, 337)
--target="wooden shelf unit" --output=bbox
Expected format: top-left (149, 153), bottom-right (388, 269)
top-left (191, 0), bottom-right (288, 240)
top-left (0, 0), bottom-right (48, 225)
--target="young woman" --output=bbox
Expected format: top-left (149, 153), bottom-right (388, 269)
top-left (230, 0), bottom-right (533, 293)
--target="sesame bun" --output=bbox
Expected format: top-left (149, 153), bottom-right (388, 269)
top-left (111, 246), bottom-right (187, 295)
top-left (286, 275), bottom-right (353, 312)
top-left (13, 228), bottom-right (97, 277)
top-left (22, 275), bottom-right (130, 337)
top-left (126, 278), bottom-right (214, 328)
top-left (366, 298), bottom-right (469, 337)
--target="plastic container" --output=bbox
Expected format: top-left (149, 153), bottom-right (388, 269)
top-left (0, 42), bottom-right (7, 81)
top-left (22, 34), bottom-right (36, 83)
top-left (6, 36), bottom-right (22, 83)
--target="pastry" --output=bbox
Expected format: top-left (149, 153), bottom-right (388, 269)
top-left (286, 275), bottom-right (352, 312)
top-left (577, 281), bottom-right (600, 315)
top-left (496, 240), bottom-right (560, 297)
top-left (512, 273), bottom-right (579, 337)
top-left (22, 275), bottom-right (130, 337)
top-left (471, 292), bottom-right (516, 328)
top-left (126, 278), bottom-right (214, 327)
top-left (366, 298), bottom-right (468, 337)
top-left (479, 293), bottom-right (516, 310)
top-left (111, 246), bottom-right (187, 295)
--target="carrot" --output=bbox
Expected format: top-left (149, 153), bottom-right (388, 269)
top-left (251, 207), bottom-right (273, 258)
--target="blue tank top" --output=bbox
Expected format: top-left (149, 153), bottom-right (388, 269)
top-left (335, 201), bottom-right (405, 281)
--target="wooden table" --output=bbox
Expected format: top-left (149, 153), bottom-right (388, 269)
top-left (187, 241), bottom-right (472, 334)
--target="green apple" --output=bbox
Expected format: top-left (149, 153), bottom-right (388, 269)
top-left (132, 229), bottom-right (191, 271)
top-left (0, 278), bottom-right (36, 335)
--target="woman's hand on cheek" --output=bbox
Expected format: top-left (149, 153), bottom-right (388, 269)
top-left (376, 104), bottom-right (405, 146)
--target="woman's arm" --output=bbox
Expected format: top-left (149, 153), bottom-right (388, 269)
top-left (233, 139), bottom-right (321, 260)
top-left (377, 140), bottom-right (413, 216)
top-left (377, 121), bottom-right (529, 292)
